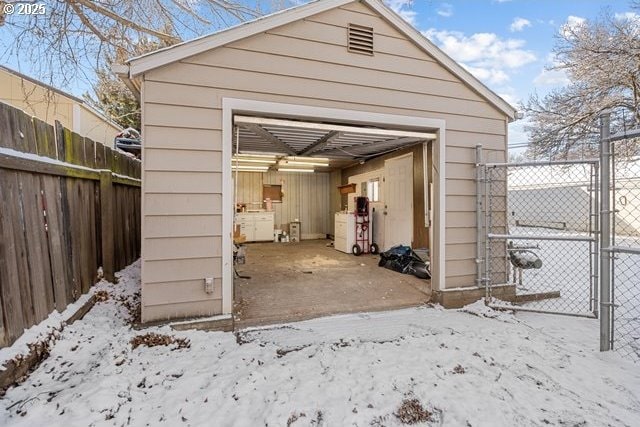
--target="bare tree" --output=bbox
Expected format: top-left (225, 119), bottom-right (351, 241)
top-left (0, 0), bottom-right (269, 82)
top-left (83, 39), bottom-right (166, 130)
top-left (0, 0), bottom-right (286, 129)
top-left (523, 7), bottom-right (640, 160)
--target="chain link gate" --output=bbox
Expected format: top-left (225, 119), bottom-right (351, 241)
top-left (479, 156), bottom-right (600, 317)
top-left (475, 114), bottom-right (639, 362)
top-left (603, 119), bottom-right (640, 362)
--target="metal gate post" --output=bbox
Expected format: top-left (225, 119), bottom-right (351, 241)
top-left (599, 112), bottom-right (612, 351)
top-left (593, 162), bottom-right (600, 317)
top-left (475, 145), bottom-right (484, 289)
top-left (484, 165), bottom-right (492, 300)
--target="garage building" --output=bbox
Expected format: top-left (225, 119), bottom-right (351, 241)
top-left (117, 0), bottom-right (516, 324)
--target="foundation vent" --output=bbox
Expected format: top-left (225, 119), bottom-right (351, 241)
top-left (347, 23), bottom-right (374, 55)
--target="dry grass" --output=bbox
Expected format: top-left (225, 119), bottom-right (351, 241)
top-left (130, 333), bottom-right (190, 350)
top-left (94, 290), bottom-right (110, 302)
top-left (395, 399), bottom-right (434, 424)
top-left (452, 364), bottom-right (466, 374)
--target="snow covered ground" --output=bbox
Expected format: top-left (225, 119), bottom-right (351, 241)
top-left (499, 227), bottom-right (640, 359)
top-left (503, 226), bottom-right (596, 315)
top-left (1, 261), bottom-right (639, 427)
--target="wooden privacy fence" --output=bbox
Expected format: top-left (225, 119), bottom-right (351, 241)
top-left (0, 101), bottom-right (141, 348)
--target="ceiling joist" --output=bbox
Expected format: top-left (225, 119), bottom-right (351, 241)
top-left (241, 123), bottom-right (297, 156)
top-left (300, 130), bottom-right (340, 156)
top-left (233, 115), bottom-right (435, 162)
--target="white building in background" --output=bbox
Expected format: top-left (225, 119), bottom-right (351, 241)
top-left (0, 65), bottom-right (122, 146)
top-left (508, 161), bottom-right (640, 237)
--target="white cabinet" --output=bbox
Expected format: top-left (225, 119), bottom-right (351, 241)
top-left (235, 215), bottom-right (253, 241)
top-left (254, 213), bottom-right (275, 241)
top-left (235, 212), bottom-right (275, 242)
top-left (334, 213), bottom-right (355, 253)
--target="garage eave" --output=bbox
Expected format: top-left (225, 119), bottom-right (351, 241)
top-left (112, 64), bottom-right (141, 101)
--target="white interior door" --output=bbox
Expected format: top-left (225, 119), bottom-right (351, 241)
top-left (384, 154), bottom-right (413, 249)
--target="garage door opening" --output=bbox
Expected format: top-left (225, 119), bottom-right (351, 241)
top-left (229, 112), bottom-right (438, 327)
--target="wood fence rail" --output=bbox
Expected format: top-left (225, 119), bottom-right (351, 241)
top-left (0, 101), bottom-right (141, 348)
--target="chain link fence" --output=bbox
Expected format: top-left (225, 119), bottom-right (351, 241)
top-left (609, 142), bottom-right (640, 362)
top-left (479, 114), bottom-right (640, 363)
top-left (482, 160), bottom-right (599, 317)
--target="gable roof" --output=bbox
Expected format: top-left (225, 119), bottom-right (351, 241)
top-left (121, 0), bottom-right (516, 120)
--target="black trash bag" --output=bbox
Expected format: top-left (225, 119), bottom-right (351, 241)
top-left (378, 245), bottom-right (431, 279)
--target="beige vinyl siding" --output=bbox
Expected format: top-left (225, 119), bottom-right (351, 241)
top-left (140, 0), bottom-right (508, 321)
top-left (146, 149), bottom-right (222, 171)
top-left (143, 300), bottom-right (223, 322)
top-left (142, 99), bottom-right (225, 321)
top-left (443, 128), bottom-right (507, 283)
top-left (148, 65), bottom-right (505, 135)
top-left (143, 79), bottom-right (505, 137)
top-left (144, 258), bottom-right (221, 284)
top-left (146, 215), bottom-right (221, 238)
top-left (234, 171), bottom-right (331, 238)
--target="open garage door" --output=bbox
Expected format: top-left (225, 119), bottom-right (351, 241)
top-left (233, 115), bottom-right (435, 161)
top-left (228, 111), bottom-right (438, 327)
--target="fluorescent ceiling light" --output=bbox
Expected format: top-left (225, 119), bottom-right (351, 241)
top-left (288, 156), bottom-right (330, 162)
top-left (238, 151), bottom-right (285, 157)
top-left (232, 168), bottom-right (268, 173)
top-left (278, 168), bottom-right (315, 173)
top-left (232, 165), bottom-right (269, 170)
top-left (283, 161), bottom-right (329, 167)
top-left (233, 158), bottom-right (276, 164)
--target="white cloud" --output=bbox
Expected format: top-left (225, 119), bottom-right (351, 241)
top-left (533, 53), bottom-right (570, 87)
top-left (510, 17), bottom-right (531, 32)
top-left (560, 15), bottom-right (586, 38)
top-left (496, 87), bottom-right (520, 107)
top-left (385, 0), bottom-right (417, 25)
top-left (424, 29), bottom-right (536, 72)
top-left (436, 3), bottom-right (453, 18)
top-left (533, 69), bottom-right (569, 86)
top-left (615, 12), bottom-right (640, 22)
top-left (462, 64), bottom-right (510, 85)
top-left (423, 28), bottom-right (535, 92)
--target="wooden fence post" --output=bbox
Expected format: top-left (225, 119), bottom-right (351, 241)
top-left (100, 170), bottom-right (115, 282)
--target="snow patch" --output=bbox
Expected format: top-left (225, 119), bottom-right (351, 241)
top-left (1, 260), bottom-right (639, 426)
top-left (0, 293), bottom-right (93, 370)
top-left (458, 299), bottom-right (516, 321)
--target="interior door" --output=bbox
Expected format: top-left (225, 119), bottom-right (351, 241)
top-left (384, 154), bottom-right (413, 249)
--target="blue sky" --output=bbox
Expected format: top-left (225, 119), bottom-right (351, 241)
top-left (1, 0), bottom-right (636, 148)
top-left (387, 0), bottom-right (638, 149)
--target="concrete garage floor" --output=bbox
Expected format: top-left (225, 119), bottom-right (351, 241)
top-left (233, 239), bottom-right (431, 328)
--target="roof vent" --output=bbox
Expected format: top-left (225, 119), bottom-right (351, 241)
top-left (347, 23), bottom-right (374, 55)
